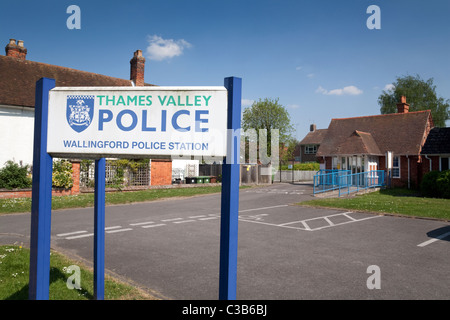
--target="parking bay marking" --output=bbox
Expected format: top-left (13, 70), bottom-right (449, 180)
top-left (239, 211), bottom-right (383, 231)
top-left (60, 206), bottom-right (381, 239)
top-left (417, 231), bottom-right (450, 247)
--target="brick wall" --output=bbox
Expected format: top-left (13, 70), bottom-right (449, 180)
top-left (300, 146), bottom-right (318, 163)
top-left (151, 160), bottom-right (172, 186)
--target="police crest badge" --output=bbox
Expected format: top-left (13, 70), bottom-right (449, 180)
top-left (66, 95), bottom-right (95, 133)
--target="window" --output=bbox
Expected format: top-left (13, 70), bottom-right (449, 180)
top-left (305, 145), bottom-right (317, 154)
top-left (392, 156), bottom-right (400, 178)
top-left (441, 157), bottom-right (449, 171)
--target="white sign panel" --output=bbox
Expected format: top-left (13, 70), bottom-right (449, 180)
top-left (47, 87), bottom-right (228, 158)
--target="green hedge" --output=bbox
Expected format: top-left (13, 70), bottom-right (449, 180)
top-left (420, 170), bottom-right (450, 199)
top-left (280, 162), bottom-right (320, 171)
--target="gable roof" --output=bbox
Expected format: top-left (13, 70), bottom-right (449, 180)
top-left (299, 128), bottom-right (327, 145)
top-left (317, 110), bottom-right (433, 157)
top-left (331, 130), bottom-right (382, 156)
top-left (0, 55), bottom-right (154, 108)
top-left (421, 127), bottom-right (450, 155)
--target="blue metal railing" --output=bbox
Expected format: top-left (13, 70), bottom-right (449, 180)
top-left (313, 170), bottom-right (385, 196)
top-left (313, 170), bottom-right (351, 194)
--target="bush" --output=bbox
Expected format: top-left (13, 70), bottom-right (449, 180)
top-left (421, 170), bottom-right (450, 199)
top-left (280, 162), bottom-right (320, 171)
top-left (0, 160), bottom-right (32, 190)
top-left (436, 170), bottom-right (450, 199)
top-left (52, 159), bottom-right (73, 189)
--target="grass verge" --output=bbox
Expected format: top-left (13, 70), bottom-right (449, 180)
top-left (299, 188), bottom-right (450, 220)
top-left (0, 245), bottom-right (156, 300)
top-left (0, 185), bottom-right (232, 214)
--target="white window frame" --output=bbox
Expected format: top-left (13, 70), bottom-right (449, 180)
top-left (305, 144), bottom-right (317, 154)
top-left (392, 156), bottom-right (400, 178)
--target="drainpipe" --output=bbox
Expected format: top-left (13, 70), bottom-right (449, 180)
top-left (406, 155), bottom-right (410, 189)
top-left (424, 155), bottom-right (432, 172)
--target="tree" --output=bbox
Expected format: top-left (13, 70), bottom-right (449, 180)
top-left (282, 138), bottom-right (300, 162)
top-left (378, 74), bottom-right (449, 127)
top-left (241, 98), bottom-right (295, 161)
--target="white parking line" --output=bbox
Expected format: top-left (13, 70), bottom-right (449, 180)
top-left (417, 231), bottom-right (450, 247)
top-left (189, 215), bottom-right (207, 219)
top-left (129, 221), bottom-right (154, 226)
top-left (65, 233), bottom-right (94, 240)
top-left (57, 230), bottom-right (87, 237)
top-left (241, 211), bottom-right (382, 231)
top-left (105, 226), bottom-right (122, 230)
top-left (174, 220), bottom-right (196, 224)
top-left (106, 228), bottom-right (133, 234)
top-left (162, 218), bottom-right (183, 222)
top-left (142, 223), bottom-right (166, 228)
top-left (239, 205), bottom-right (289, 213)
top-left (300, 221), bottom-right (311, 231)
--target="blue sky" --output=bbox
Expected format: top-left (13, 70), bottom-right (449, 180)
top-left (1, 0), bottom-right (450, 140)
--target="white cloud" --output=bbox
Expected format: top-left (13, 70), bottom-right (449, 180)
top-left (145, 35), bottom-right (192, 61)
top-left (287, 104), bottom-right (300, 109)
top-left (307, 73), bottom-right (315, 78)
top-left (384, 83), bottom-right (395, 91)
top-left (242, 99), bottom-right (255, 107)
top-left (315, 86), bottom-right (328, 95)
top-left (316, 85), bottom-right (363, 96)
top-left (295, 66), bottom-right (303, 71)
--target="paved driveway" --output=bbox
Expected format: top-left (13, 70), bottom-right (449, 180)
top-left (1, 183), bottom-right (450, 299)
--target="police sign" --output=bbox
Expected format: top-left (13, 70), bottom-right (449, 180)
top-left (47, 86), bottom-right (228, 158)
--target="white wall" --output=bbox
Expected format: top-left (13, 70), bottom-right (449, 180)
top-left (0, 105), bottom-right (35, 167)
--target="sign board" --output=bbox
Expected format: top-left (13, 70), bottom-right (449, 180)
top-left (47, 87), bottom-right (228, 158)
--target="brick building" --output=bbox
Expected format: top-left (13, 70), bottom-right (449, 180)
top-left (0, 38), bottom-right (172, 196)
top-left (421, 127), bottom-right (450, 172)
top-left (296, 124), bottom-right (327, 162)
top-left (316, 96), bottom-right (436, 188)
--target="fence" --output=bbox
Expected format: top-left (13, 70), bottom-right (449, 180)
top-left (80, 160), bottom-right (151, 189)
top-left (198, 163), bottom-right (273, 184)
top-left (240, 164), bottom-right (272, 184)
top-left (199, 164), bottom-right (222, 177)
top-left (313, 169), bottom-right (385, 196)
top-left (273, 170), bottom-right (318, 182)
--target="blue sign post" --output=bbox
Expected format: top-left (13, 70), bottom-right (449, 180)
top-left (219, 77), bottom-right (242, 300)
top-left (29, 78), bottom-right (107, 300)
top-left (29, 78), bottom-right (55, 300)
top-left (94, 158), bottom-right (106, 300)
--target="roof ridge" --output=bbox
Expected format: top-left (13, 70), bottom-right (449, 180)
top-left (1, 55), bottom-right (131, 83)
top-left (331, 110), bottom-right (431, 121)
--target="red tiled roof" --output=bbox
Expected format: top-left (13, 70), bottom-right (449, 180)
top-left (0, 55), bottom-right (154, 108)
top-left (331, 130), bottom-right (382, 156)
top-left (299, 128), bottom-right (327, 145)
top-left (316, 111), bottom-right (433, 157)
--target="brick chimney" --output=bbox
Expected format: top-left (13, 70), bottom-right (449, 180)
top-left (5, 39), bottom-right (27, 60)
top-left (310, 124), bottom-right (317, 132)
top-left (397, 96), bottom-right (410, 113)
top-left (130, 50), bottom-right (145, 86)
